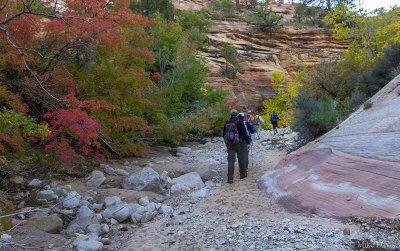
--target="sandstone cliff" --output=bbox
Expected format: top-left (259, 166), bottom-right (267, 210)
top-left (173, 0), bottom-right (348, 110)
top-left (257, 74), bottom-right (400, 218)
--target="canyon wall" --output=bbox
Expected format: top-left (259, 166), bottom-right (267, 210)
top-left (173, 0), bottom-right (349, 110)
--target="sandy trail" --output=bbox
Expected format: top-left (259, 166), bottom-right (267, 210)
top-left (120, 149), bottom-right (359, 251)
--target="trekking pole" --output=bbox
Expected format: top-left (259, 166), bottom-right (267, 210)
top-left (251, 142), bottom-right (253, 168)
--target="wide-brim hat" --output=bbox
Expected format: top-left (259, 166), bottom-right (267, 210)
top-left (230, 109), bottom-right (238, 116)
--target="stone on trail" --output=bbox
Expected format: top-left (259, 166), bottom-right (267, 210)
top-left (158, 205), bottom-right (173, 215)
top-left (36, 190), bottom-right (58, 201)
top-left (122, 167), bottom-right (161, 192)
top-left (101, 196), bottom-right (130, 222)
top-left (171, 172), bottom-right (205, 190)
top-left (104, 166), bottom-right (116, 175)
top-left (28, 179), bottom-right (42, 187)
top-left (138, 196), bottom-right (150, 206)
top-left (86, 171), bottom-right (106, 187)
top-left (29, 215), bottom-right (63, 234)
top-left (115, 168), bottom-right (130, 176)
top-left (62, 191), bottom-right (81, 209)
top-left (176, 146), bottom-right (192, 154)
top-left (66, 206), bottom-right (99, 234)
top-left (75, 240), bottom-right (103, 251)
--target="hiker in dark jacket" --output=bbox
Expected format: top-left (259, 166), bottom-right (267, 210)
top-left (239, 113), bottom-right (254, 172)
top-left (270, 110), bottom-right (280, 135)
top-left (223, 109), bottom-right (251, 183)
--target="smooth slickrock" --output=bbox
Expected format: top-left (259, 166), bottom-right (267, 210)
top-left (257, 75), bottom-right (400, 218)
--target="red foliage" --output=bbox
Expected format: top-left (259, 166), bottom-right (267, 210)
top-left (43, 108), bottom-right (103, 163)
top-left (0, 0), bottom-right (155, 161)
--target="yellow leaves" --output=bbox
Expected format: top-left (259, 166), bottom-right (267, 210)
top-left (260, 71), bottom-right (301, 128)
top-left (326, 4), bottom-right (400, 71)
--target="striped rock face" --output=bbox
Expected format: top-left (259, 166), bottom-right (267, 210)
top-left (258, 74), bottom-right (400, 218)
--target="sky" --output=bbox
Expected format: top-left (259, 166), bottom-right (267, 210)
top-left (357, 0), bottom-right (399, 11)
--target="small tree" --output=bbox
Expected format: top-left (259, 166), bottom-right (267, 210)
top-left (220, 43), bottom-right (239, 79)
top-left (247, 0), bottom-right (283, 32)
top-left (210, 0), bottom-right (237, 18)
top-left (260, 71), bottom-right (301, 128)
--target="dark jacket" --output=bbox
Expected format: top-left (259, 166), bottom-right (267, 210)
top-left (223, 116), bottom-right (250, 145)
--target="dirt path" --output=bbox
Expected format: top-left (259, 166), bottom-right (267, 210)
top-left (119, 148), bottom-right (361, 251)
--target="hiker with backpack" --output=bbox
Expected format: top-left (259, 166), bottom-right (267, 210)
top-left (244, 110), bottom-right (253, 125)
top-left (253, 113), bottom-right (264, 140)
top-left (239, 113), bottom-right (254, 170)
top-left (223, 109), bottom-right (251, 184)
top-left (270, 110), bottom-right (280, 135)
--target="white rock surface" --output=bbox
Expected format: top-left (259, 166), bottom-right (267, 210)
top-left (62, 191), bottom-right (81, 209)
top-left (171, 172), bottom-right (205, 190)
top-left (86, 171), bottom-right (106, 187)
top-left (122, 167), bottom-right (161, 192)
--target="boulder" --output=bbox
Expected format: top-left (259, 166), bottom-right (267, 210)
top-left (66, 206), bottom-right (98, 234)
top-left (122, 167), bottom-right (161, 192)
top-left (104, 166), bottom-right (116, 175)
top-left (101, 197), bottom-right (130, 222)
top-left (28, 179), bottom-right (42, 187)
top-left (171, 172), bottom-right (205, 190)
top-left (138, 196), bottom-right (150, 206)
top-left (115, 168), bottom-right (129, 176)
top-left (86, 171), bottom-right (106, 187)
top-left (29, 215), bottom-right (63, 234)
top-left (158, 205), bottom-right (173, 215)
top-left (36, 190), bottom-right (58, 201)
top-left (75, 240), bottom-right (103, 251)
top-left (62, 191), bottom-right (81, 209)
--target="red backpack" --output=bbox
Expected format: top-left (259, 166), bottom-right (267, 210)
top-left (224, 121), bottom-right (240, 145)
top-left (244, 114), bottom-right (251, 123)
top-left (254, 115), bottom-right (260, 125)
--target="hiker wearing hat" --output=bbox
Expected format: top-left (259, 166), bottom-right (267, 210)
top-left (244, 110), bottom-right (253, 125)
top-left (223, 109), bottom-right (251, 183)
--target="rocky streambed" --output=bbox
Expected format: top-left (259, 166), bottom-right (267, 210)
top-left (3, 128), bottom-right (400, 250)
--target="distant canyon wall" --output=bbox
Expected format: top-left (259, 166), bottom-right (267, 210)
top-left (173, 0), bottom-right (349, 110)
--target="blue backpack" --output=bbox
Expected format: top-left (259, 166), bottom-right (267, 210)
top-left (271, 113), bottom-right (278, 122)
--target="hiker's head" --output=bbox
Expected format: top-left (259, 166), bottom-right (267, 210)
top-left (248, 110), bottom-right (252, 114)
top-left (238, 113), bottom-right (245, 120)
top-left (272, 110), bottom-right (276, 113)
top-left (230, 109), bottom-right (238, 117)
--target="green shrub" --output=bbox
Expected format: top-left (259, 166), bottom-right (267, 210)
top-left (363, 100), bottom-right (373, 110)
top-left (246, 1), bottom-right (283, 32)
top-left (293, 3), bottom-right (326, 27)
top-left (348, 43), bottom-right (400, 97)
top-left (179, 10), bottom-right (213, 48)
top-left (292, 94), bottom-right (339, 142)
top-left (209, 0), bottom-right (237, 18)
top-left (130, 0), bottom-right (174, 21)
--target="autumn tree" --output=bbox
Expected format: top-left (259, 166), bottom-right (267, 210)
top-left (260, 71), bottom-right (301, 128)
top-left (0, 0), bottom-right (154, 162)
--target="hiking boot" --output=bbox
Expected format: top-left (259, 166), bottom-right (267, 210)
top-left (227, 180), bottom-right (233, 184)
top-left (240, 174), bottom-right (247, 179)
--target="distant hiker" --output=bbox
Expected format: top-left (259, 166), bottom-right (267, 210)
top-left (270, 110), bottom-right (280, 135)
top-left (239, 113), bottom-right (254, 171)
top-left (239, 113), bottom-right (254, 142)
top-left (223, 109), bottom-right (251, 183)
top-left (253, 113), bottom-right (264, 140)
top-left (244, 110), bottom-right (253, 125)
